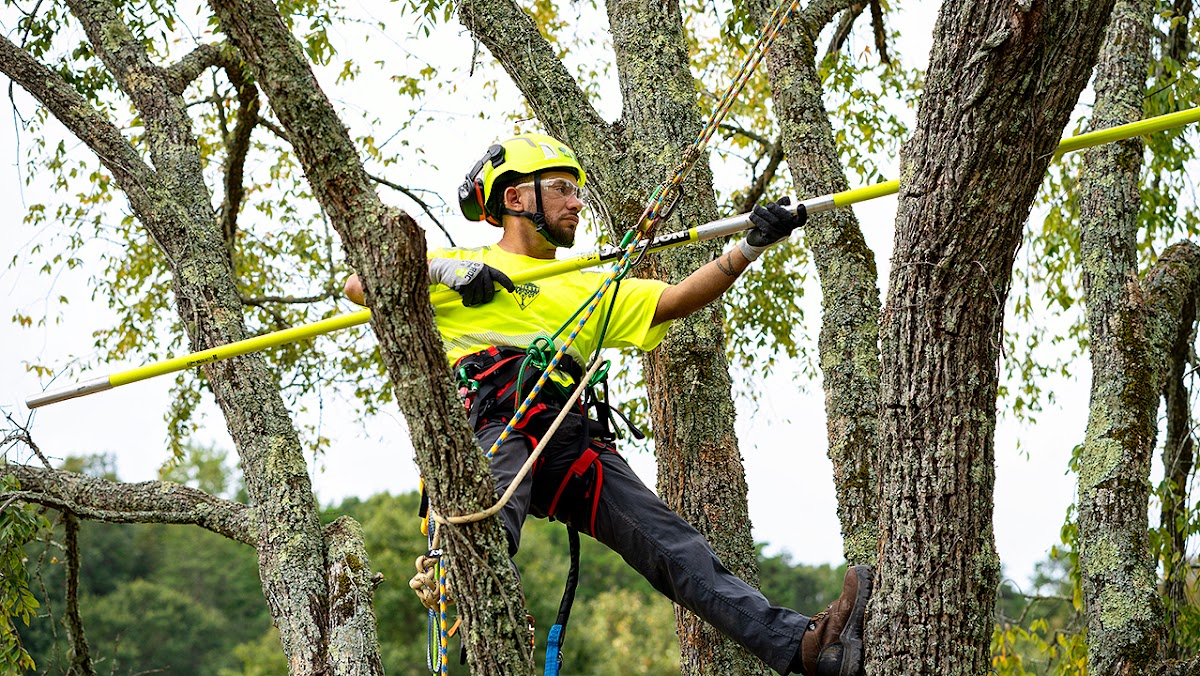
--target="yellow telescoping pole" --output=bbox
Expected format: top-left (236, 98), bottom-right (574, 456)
top-left (25, 106), bottom-right (1200, 408)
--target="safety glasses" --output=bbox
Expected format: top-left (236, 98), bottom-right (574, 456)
top-left (514, 177), bottom-right (589, 204)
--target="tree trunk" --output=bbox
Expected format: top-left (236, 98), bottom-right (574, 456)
top-left (870, 0), bottom-right (1116, 672)
top-left (206, 0), bottom-right (529, 672)
top-left (748, 0), bottom-right (882, 566)
top-left (1075, 0), bottom-right (1167, 670)
top-left (456, 1), bottom-right (763, 671)
top-left (605, 3), bottom-right (761, 673)
top-left (2, 5), bottom-right (332, 668)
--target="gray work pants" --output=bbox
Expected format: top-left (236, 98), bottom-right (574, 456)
top-left (475, 410), bottom-right (809, 675)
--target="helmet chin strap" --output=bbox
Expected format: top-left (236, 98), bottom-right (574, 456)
top-left (502, 173), bottom-right (571, 248)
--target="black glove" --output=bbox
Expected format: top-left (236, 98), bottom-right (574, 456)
top-left (428, 258), bottom-right (516, 307)
top-left (747, 196), bottom-right (807, 247)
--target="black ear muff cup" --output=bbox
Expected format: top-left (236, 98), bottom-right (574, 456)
top-left (458, 144), bottom-right (506, 223)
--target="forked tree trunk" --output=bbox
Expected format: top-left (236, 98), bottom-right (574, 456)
top-left (870, 0), bottom-right (1116, 672)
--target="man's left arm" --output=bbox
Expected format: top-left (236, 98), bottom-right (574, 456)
top-left (651, 199), bottom-right (806, 326)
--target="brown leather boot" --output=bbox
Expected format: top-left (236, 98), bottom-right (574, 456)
top-left (794, 565), bottom-right (872, 676)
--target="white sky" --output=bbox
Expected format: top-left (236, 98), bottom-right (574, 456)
top-left (0, 0), bottom-right (1156, 594)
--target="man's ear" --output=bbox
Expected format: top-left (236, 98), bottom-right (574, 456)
top-left (504, 185), bottom-right (525, 211)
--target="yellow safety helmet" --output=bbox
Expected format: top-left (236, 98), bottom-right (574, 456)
top-left (457, 133), bottom-right (587, 226)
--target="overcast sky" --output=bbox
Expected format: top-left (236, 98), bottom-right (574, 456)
top-left (0, 0), bottom-right (1137, 592)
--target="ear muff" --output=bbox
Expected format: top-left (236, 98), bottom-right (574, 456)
top-left (458, 144), bottom-right (505, 224)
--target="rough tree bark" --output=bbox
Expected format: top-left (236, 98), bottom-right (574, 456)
top-left (204, 0), bottom-right (530, 672)
top-left (870, 0), bottom-right (1116, 673)
top-left (747, 0), bottom-right (882, 566)
top-left (1074, 0), bottom-right (1168, 670)
top-left (456, 1), bottom-right (767, 672)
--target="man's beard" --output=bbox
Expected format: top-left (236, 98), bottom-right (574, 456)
top-left (545, 217), bottom-right (576, 247)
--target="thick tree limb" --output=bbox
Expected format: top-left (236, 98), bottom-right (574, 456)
top-left (1075, 0), bottom-right (1165, 670)
top-left (2, 464), bottom-right (256, 545)
top-left (456, 0), bottom-right (619, 229)
top-left (746, 0), bottom-right (882, 566)
top-left (165, 42), bottom-right (226, 95)
top-left (323, 517), bottom-right (384, 674)
top-left (206, 0), bottom-right (528, 672)
top-left (873, 0), bottom-right (1116, 670)
top-left (461, 2), bottom-right (764, 672)
top-left (1143, 240), bottom-right (1200, 660)
top-left (1156, 251), bottom-right (1197, 660)
top-left (8, 2), bottom-right (334, 673)
top-left (65, 0), bottom-right (214, 243)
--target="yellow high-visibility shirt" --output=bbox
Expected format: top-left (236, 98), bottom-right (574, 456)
top-left (431, 246), bottom-right (672, 374)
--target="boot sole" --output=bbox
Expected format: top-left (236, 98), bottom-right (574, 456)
top-left (837, 566), bottom-right (872, 676)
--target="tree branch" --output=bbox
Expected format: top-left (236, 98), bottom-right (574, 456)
top-left (0, 36), bottom-right (159, 218)
top-left (737, 135), bottom-right (786, 214)
top-left (718, 121), bottom-right (775, 149)
top-left (801, 0), bottom-right (860, 39)
top-left (368, 173), bottom-right (455, 246)
top-left (746, 0), bottom-right (882, 566)
top-left (62, 512), bottom-right (98, 676)
top-left (205, 0), bottom-right (528, 671)
top-left (65, 0), bottom-right (215, 240)
top-left (2, 464), bottom-right (256, 545)
top-left (220, 57), bottom-right (261, 262)
top-left (165, 42), bottom-right (226, 95)
top-left (824, 1), bottom-right (866, 59)
top-left (324, 517), bottom-right (384, 674)
top-left (66, 0), bottom-right (171, 114)
top-left (1144, 241), bottom-right (1200, 376)
top-left (239, 291), bottom-right (338, 307)
top-left (868, 0), bottom-right (890, 64)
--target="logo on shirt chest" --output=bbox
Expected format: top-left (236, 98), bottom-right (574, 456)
top-left (513, 282), bottom-right (540, 310)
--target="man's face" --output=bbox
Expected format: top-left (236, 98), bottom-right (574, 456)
top-left (512, 170), bottom-right (586, 247)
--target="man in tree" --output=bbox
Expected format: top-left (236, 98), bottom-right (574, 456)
top-left (345, 132), bottom-right (871, 676)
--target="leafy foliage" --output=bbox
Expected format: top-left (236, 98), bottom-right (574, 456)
top-left (1, 474), bottom-right (48, 673)
top-left (991, 555), bottom-right (1088, 676)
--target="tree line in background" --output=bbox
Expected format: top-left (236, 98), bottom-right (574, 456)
top-left (15, 448), bottom-right (851, 675)
top-left (12, 448), bottom-right (1184, 674)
